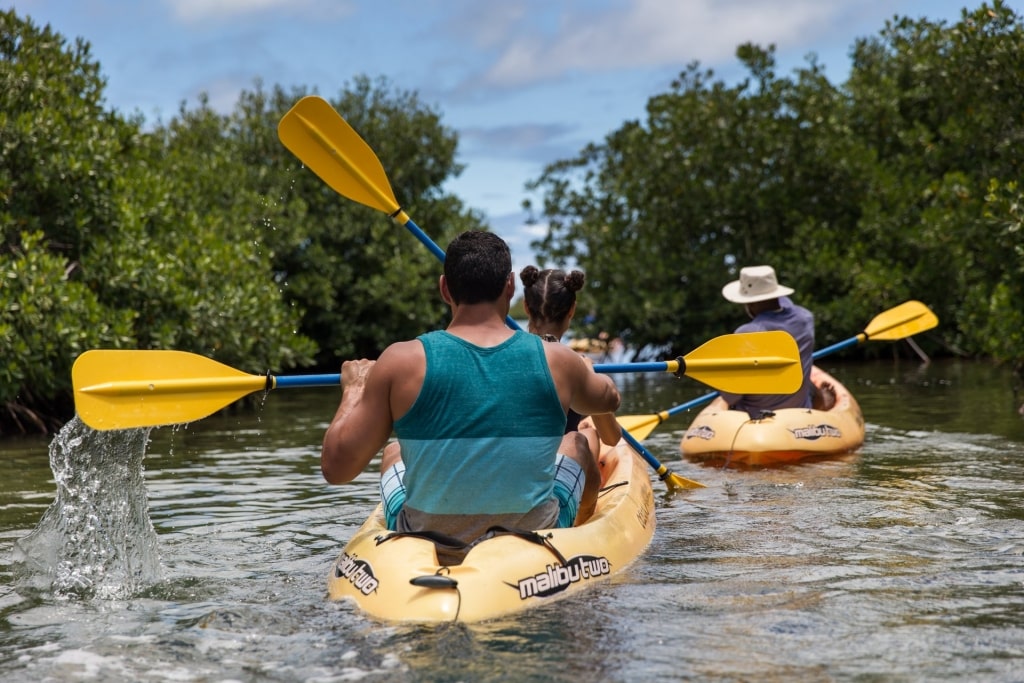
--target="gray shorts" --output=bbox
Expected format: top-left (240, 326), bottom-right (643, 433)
top-left (380, 453), bottom-right (584, 530)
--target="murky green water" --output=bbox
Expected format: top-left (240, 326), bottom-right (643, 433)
top-left (1, 358), bottom-right (1022, 681)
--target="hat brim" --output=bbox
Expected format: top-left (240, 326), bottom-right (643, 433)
top-left (721, 280), bottom-right (794, 304)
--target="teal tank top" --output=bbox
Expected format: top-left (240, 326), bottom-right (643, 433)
top-left (393, 330), bottom-right (566, 517)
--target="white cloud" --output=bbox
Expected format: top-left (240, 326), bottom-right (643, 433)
top-left (165, 0), bottom-right (355, 24)
top-left (197, 75), bottom-right (251, 112)
top-left (478, 0), bottom-right (841, 88)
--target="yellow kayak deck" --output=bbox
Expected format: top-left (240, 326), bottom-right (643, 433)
top-left (327, 442), bottom-right (655, 623)
top-left (680, 366), bottom-right (865, 466)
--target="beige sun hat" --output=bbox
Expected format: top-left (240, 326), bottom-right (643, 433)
top-left (721, 265), bottom-right (794, 304)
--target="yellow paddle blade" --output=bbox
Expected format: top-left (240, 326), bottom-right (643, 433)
top-left (72, 350), bottom-right (267, 430)
top-left (680, 331), bottom-right (801, 394)
top-left (644, 456), bottom-right (705, 489)
top-left (278, 95), bottom-right (400, 215)
top-left (617, 413), bottom-right (666, 442)
top-left (663, 470), bottom-right (706, 490)
top-left (863, 300), bottom-right (938, 341)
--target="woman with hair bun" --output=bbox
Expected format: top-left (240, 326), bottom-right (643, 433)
top-left (520, 266), bottom-right (622, 524)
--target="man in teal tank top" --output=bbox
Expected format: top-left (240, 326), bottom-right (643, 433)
top-left (321, 231), bottom-right (621, 555)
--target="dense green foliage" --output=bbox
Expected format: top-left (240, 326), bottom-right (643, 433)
top-left (527, 2), bottom-right (1024, 376)
top-left (1, 11), bottom-right (480, 433)
top-left (3, 4), bottom-right (1023, 434)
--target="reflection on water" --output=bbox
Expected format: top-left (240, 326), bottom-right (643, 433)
top-left (0, 361), bottom-right (1022, 681)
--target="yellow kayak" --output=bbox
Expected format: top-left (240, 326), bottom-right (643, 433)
top-left (327, 441), bottom-right (655, 623)
top-left (680, 366), bottom-right (865, 466)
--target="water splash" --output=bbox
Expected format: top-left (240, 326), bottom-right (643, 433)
top-left (12, 416), bottom-right (163, 599)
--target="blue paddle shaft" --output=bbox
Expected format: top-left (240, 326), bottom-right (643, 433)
top-left (399, 214), bottom-right (446, 262)
top-left (811, 336), bottom-right (860, 359)
top-left (272, 361), bottom-right (678, 388)
top-left (594, 361), bottom-right (671, 373)
top-left (273, 374), bottom-right (342, 388)
top-left (619, 428), bottom-right (663, 473)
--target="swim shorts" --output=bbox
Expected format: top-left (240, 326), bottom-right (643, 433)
top-left (380, 454), bottom-right (584, 530)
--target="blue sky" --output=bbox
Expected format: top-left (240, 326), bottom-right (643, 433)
top-left (14, 0), bottom-right (983, 277)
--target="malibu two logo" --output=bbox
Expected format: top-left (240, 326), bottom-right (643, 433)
top-left (335, 553), bottom-right (379, 595)
top-left (789, 424), bottom-right (842, 440)
top-left (509, 555), bottom-right (611, 600)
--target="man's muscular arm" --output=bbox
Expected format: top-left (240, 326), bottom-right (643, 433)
top-left (321, 358), bottom-right (394, 485)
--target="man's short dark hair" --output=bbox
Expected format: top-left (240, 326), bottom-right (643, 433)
top-left (443, 231), bottom-right (512, 304)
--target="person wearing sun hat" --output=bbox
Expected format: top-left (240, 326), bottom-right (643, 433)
top-left (718, 265), bottom-right (822, 418)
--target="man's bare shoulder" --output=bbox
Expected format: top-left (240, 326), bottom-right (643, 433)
top-left (380, 338), bottom-right (424, 355)
top-left (376, 339), bottom-right (425, 369)
top-left (375, 338), bottom-right (427, 419)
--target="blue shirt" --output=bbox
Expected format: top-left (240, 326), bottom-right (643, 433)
top-left (718, 296), bottom-right (814, 418)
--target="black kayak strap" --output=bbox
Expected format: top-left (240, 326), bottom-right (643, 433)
top-left (377, 525), bottom-right (568, 566)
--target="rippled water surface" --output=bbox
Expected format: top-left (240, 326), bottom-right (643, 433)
top-left (1, 359), bottom-right (1023, 682)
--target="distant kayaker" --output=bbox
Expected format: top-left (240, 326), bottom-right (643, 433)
top-left (519, 264), bottom-right (622, 488)
top-left (321, 231), bottom-right (621, 559)
top-left (718, 265), bottom-right (834, 417)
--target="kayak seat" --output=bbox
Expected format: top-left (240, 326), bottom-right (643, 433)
top-left (377, 525), bottom-right (568, 567)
